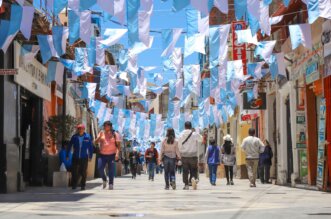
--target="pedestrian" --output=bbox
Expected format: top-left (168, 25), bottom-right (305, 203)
top-left (94, 121), bottom-right (121, 190)
top-left (241, 128), bottom-right (265, 187)
top-left (67, 124), bottom-right (94, 190)
top-left (145, 142), bottom-right (159, 181)
top-left (221, 134), bottom-right (236, 185)
top-left (161, 128), bottom-right (181, 190)
top-left (205, 139), bottom-right (220, 186)
top-left (259, 140), bottom-right (273, 184)
top-left (178, 122), bottom-right (202, 190)
top-left (129, 147), bottom-right (140, 179)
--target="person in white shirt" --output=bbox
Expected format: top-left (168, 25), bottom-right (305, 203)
top-left (241, 128), bottom-right (265, 187)
top-left (178, 122), bottom-right (202, 190)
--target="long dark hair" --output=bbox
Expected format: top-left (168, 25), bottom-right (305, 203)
top-left (166, 128), bottom-right (175, 144)
top-left (223, 140), bottom-right (232, 155)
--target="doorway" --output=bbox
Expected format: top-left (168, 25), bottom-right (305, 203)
top-left (286, 96), bottom-right (294, 183)
top-left (20, 88), bottom-right (43, 186)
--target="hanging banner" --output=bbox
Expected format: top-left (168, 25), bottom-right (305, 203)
top-left (305, 61), bottom-right (320, 84)
top-left (232, 21), bottom-right (247, 75)
top-left (316, 98), bottom-right (326, 188)
top-left (296, 111), bottom-right (307, 148)
top-left (243, 92), bottom-right (266, 110)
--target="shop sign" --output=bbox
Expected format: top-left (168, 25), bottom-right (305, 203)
top-left (0, 69), bottom-right (18, 75)
top-left (305, 61), bottom-right (319, 84)
top-left (296, 112), bottom-right (306, 148)
top-left (243, 92), bottom-right (266, 110)
top-left (299, 149), bottom-right (308, 179)
top-left (291, 43), bottom-right (323, 81)
top-left (13, 42), bottom-right (51, 101)
top-left (316, 98), bottom-right (326, 188)
top-left (232, 21), bottom-right (247, 75)
top-left (240, 113), bottom-right (258, 122)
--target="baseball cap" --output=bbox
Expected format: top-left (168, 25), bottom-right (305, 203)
top-left (77, 124), bottom-right (85, 129)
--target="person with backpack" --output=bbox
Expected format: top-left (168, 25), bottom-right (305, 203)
top-left (145, 142), bottom-right (159, 181)
top-left (221, 134), bottom-right (236, 185)
top-left (67, 124), bottom-right (94, 190)
top-left (178, 122), bottom-right (202, 190)
top-left (205, 139), bottom-right (220, 186)
top-left (259, 140), bottom-right (273, 184)
top-left (129, 147), bottom-right (140, 179)
top-left (161, 128), bottom-right (181, 190)
top-left (94, 121), bottom-right (121, 190)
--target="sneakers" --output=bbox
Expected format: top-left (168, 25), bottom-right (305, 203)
top-left (211, 183), bottom-right (216, 186)
top-left (191, 178), bottom-right (198, 190)
top-left (165, 186), bottom-right (170, 190)
top-left (109, 184), bottom-right (114, 190)
top-left (226, 181), bottom-right (230, 186)
top-left (250, 183), bottom-right (256, 187)
top-left (230, 181), bottom-right (234, 185)
top-left (183, 185), bottom-right (189, 190)
top-left (170, 181), bottom-right (176, 190)
top-left (102, 181), bottom-right (107, 189)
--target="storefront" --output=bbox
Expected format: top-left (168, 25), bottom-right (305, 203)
top-left (14, 41), bottom-right (51, 186)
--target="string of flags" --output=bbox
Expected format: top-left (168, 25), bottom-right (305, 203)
top-left (1, 0), bottom-right (330, 142)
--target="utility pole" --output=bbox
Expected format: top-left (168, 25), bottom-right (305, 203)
top-left (62, 69), bottom-right (67, 146)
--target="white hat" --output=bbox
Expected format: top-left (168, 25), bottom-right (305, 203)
top-left (223, 134), bottom-right (232, 142)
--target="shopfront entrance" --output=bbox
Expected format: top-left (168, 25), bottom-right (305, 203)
top-left (286, 96), bottom-right (294, 183)
top-left (20, 88), bottom-right (44, 186)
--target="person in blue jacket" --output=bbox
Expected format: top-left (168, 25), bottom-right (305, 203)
top-left (59, 142), bottom-right (72, 171)
top-left (205, 139), bottom-right (221, 186)
top-left (67, 124), bottom-right (94, 190)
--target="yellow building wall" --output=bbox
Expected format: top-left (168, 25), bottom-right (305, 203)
top-left (236, 123), bottom-right (251, 166)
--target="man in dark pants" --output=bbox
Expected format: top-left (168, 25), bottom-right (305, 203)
top-left (67, 124), bottom-right (94, 190)
top-left (178, 122), bottom-right (202, 190)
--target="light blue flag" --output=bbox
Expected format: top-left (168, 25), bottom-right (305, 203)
top-left (307, 0), bottom-right (319, 24)
top-left (68, 10), bottom-right (79, 45)
top-left (88, 37), bottom-right (96, 67)
top-left (127, 0), bottom-right (140, 47)
top-left (129, 72), bottom-right (137, 93)
top-left (209, 27), bottom-right (220, 68)
top-left (263, 0), bottom-right (272, 5)
top-left (247, 12), bottom-right (260, 36)
top-left (46, 61), bottom-right (58, 83)
top-left (80, 0), bottom-right (96, 11)
top-left (138, 120), bottom-right (146, 140)
top-left (179, 113), bottom-right (185, 133)
top-left (192, 110), bottom-right (199, 128)
top-left (209, 106), bottom-right (215, 125)
top-left (202, 78), bottom-right (210, 100)
top-left (234, 0), bottom-right (247, 20)
top-left (268, 54), bottom-right (278, 80)
top-left (0, 20), bottom-right (11, 51)
top-left (111, 107), bottom-right (120, 131)
top-left (221, 106), bottom-right (228, 123)
top-left (246, 89), bottom-right (255, 102)
top-left (140, 100), bottom-right (149, 112)
top-left (118, 49), bottom-right (128, 71)
top-left (186, 9), bottom-right (199, 37)
top-left (54, 0), bottom-right (68, 15)
top-left (60, 58), bottom-right (75, 71)
top-left (124, 116), bottom-right (132, 138)
top-left (210, 66), bottom-right (218, 93)
top-left (74, 47), bottom-right (92, 75)
top-left (173, 0), bottom-right (190, 12)
top-left (169, 80), bottom-right (176, 100)
top-left (37, 35), bottom-right (53, 64)
top-left (149, 114), bottom-right (157, 138)
top-left (99, 68), bottom-right (108, 97)
top-left (52, 26), bottom-right (66, 56)
top-left (283, 0), bottom-right (290, 7)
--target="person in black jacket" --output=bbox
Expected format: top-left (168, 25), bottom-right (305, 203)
top-left (259, 140), bottom-right (273, 184)
top-left (129, 147), bottom-right (140, 179)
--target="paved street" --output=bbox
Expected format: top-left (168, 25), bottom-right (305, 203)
top-left (0, 173), bottom-right (331, 219)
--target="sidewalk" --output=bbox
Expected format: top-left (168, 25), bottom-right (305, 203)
top-left (1, 173), bottom-right (331, 219)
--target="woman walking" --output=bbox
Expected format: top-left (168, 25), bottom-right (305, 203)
top-left (221, 135), bottom-right (236, 185)
top-left (205, 139), bottom-right (220, 186)
top-left (161, 128), bottom-right (181, 190)
top-left (259, 140), bottom-right (273, 184)
top-left (94, 121), bottom-right (121, 190)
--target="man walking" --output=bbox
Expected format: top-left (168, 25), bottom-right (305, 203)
top-left (178, 122), bottom-right (202, 190)
top-left (67, 124), bottom-right (94, 190)
top-left (145, 142), bottom-right (159, 181)
top-left (241, 128), bottom-right (265, 187)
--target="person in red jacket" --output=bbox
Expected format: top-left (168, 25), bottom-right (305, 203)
top-left (145, 142), bottom-right (159, 181)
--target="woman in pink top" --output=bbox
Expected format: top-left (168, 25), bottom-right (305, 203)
top-left (94, 121), bottom-right (121, 190)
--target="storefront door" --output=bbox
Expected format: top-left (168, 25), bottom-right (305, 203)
top-left (286, 96), bottom-right (294, 183)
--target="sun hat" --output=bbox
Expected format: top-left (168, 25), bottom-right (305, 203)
top-left (223, 134), bottom-right (232, 142)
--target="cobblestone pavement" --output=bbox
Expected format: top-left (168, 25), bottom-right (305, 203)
top-left (1, 173), bottom-right (331, 219)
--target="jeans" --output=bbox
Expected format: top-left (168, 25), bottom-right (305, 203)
top-left (98, 154), bottom-right (116, 185)
top-left (72, 158), bottom-right (88, 188)
top-left (224, 165), bottom-right (234, 182)
top-left (246, 159), bottom-right (259, 185)
top-left (148, 162), bottom-right (156, 179)
top-left (182, 157), bottom-right (198, 186)
top-left (208, 164), bottom-right (218, 184)
top-left (163, 156), bottom-right (176, 187)
top-left (259, 164), bottom-right (271, 183)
